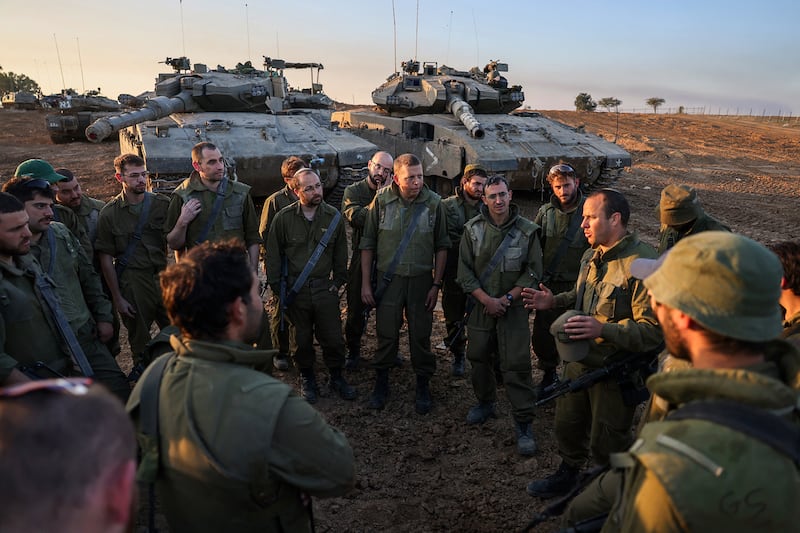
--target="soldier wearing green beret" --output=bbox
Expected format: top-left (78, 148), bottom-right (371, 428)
top-left (657, 183), bottom-right (730, 253)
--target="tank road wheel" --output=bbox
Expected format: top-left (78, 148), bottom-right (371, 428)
top-left (325, 168), bottom-right (365, 210)
top-left (585, 168), bottom-right (622, 191)
top-left (428, 175), bottom-right (454, 198)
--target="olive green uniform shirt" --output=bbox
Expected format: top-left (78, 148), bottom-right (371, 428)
top-left (341, 179), bottom-right (376, 254)
top-left (165, 171), bottom-right (262, 249)
top-left (657, 211), bottom-right (731, 254)
top-left (127, 336), bottom-right (355, 533)
top-left (70, 195), bottom-right (106, 247)
top-left (442, 186), bottom-right (482, 274)
top-left (535, 192), bottom-right (590, 287)
top-left (260, 185), bottom-right (298, 246)
top-left (53, 203), bottom-right (93, 259)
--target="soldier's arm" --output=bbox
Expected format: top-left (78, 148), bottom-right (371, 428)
top-left (599, 274), bottom-right (663, 352)
top-left (515, 226), bottom-right (543, 289)
top-left (73, 233), bottom-right (113, 325)
top-left (456, 229), bottom-right (480, 294)
top-left (242, 193), bottom-right (263, 252)
top-left (98, 252), bottom-right (136, 319)
top-left (332, 219), bottom-right (348, 289)
top-left (264, 213), bottom-right (283, 292)
top-left (165, 196), bottom-right (201, 251)
top-left (0, 321), bottom-right (30, 385)
top-left (341, 185), bottom-right (368, 229)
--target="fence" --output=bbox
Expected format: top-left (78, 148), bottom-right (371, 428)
top-left (608, 106), bottom-right (799, 122)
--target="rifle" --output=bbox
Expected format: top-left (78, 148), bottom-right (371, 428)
top-left (279, 255), bottom-right (288, 333)
top-left (445, 296), bottom-right (475, 351)
top-left (535, 345), bottom-right (662, 407)
top-left (361, 256), bottom-right (378, 330)
top-left (19, 361), bottom-right (67, 380)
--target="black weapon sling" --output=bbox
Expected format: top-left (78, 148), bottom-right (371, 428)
top-left (194, 176), bottom-right (229, 245)
top-left (373, 202), bottom-right (427, 303)
top-left (115, 192), bottom-right (153, 278)
top-left (285, 209), bottom-right (342, 306)
top-left (542, 205), bottom-right (583, 284)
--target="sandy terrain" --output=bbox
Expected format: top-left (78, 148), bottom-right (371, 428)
top-left (1, 108), bottom-right (798, 532)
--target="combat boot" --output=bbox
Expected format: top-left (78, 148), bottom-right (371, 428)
top-left (273, 353), bottom-right (290, 372)
top-left (330, 368), bottom-right (357, 400)
top-left (415, 375), bottom-right (432, 415)
top-left (465, 401), bottom-right (497, 425)
top-left (451, 351), bottom-right (466, 377)
top-left (535, 369), bottom-right (559, 400)
top-left (344, 343), bottom-right (361, 371)
top-left (515, 421), bottom-right (537, 456)
top-left (367, 369), bottom-right (389, 410)
top-left (526, 461), bottom-right (579, 498)
top-left (299, 369), bottom-right (318, 404)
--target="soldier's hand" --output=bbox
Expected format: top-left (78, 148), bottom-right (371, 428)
top-left (424, 285), bottom-right (439, 312)
top-left (114, 297), bottom-right (137, 319)
top-left (483, 296), bottom-right (507, 318)
top-left (361, 285), bottom-right (376, 307)
top-left (563, 314), bottom-right (603, 340)
top-left (178, 198), bottom-right (202, 224)
top-left (97, 321), bottom-right (114, 343)
top-left (522, 284), bottom-right (554, 311)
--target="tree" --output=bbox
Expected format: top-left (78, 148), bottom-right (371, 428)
top-left (0, 71), bottom-right (41, 95)
top-left (574, 93), bottom-right (597, 112)
top-left (646, 97), bottom-right (665, 114)
top-left (598, 97), bottom-right (622, 112)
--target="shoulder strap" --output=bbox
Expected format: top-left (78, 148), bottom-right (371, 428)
top-left (667, 399), bottom-right (800, 465)
top-left (478, 226), bottom-right (518, 286)
top-left (115, 192), bottom-right (153, 278)
top-left (374, 202), bottom-right (426, 302)
top-left (542, 207), bottom-right (583, 284)
top-left (194, 176), bottom-right (229, 245)
top-left (285, 209), bottom-right (342, 305)
top-left (46, 227), bottom-right (57, 277)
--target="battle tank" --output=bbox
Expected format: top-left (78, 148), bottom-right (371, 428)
top-left (331, 60), bottom-right (631, 195)
top-left (44, 89), bottom-right (126, 144)
top-left (1, 91), bottom-right (39, 110)
top-left (85, 57), bottom-right (377, 199)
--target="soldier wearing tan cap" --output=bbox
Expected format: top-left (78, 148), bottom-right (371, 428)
top-left (657, 184), bottom-right (729, 253)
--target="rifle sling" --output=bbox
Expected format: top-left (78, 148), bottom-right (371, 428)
top-left (115, 192), bottom-right (153, 278)
top-left (194, 176), bottom-right (228, 245)
top-left (542, 204), bottom-right (583, 284)
top-left (285, 209), bottom-right (341, 305)
top-left (373, 202), bottom-right (426, 303)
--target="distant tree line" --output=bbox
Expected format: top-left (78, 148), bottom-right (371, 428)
top-left (575, 92), bottom-right (666, 113)
top-left (0, 67), bottom-right (41, 95)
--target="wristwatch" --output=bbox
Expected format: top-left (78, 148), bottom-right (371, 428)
top-left (432, 281), bottom-right (443, 288)
top-left (505, 293), bottom-right (513, 303)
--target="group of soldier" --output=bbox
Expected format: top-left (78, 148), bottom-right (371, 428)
top-left (1, 141), bottom-right (798, 532)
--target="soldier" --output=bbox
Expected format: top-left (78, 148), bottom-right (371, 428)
top-left (457, 175), bottom-right (542, 455)
top-left (360, 153), bottom-right (450, 414)
top-left (128, 240), bottom-right (355, 532)
top-left (522, 189), bottom-right (662, 498)
top-left (769, 240), bottom-right (800, 341)
top-left (53, 167), bottom-right (106, 248)
top-left (341, 151), bottom-right (393, 369)
top-left (441, 163), bottom-right (487, 376)
top-left (657, 183), bottom-right (730, 253)
top-left (2, 178), bottom-right (130, 401)
top-left (259, 156), bottom-right (308, 371)
top-left (265, 168), bottom-right (355, 403)
top-left (164, 141), bottom-right (261, 268)
top-left (0, 378), bottom-right (137, 533)
top-left (96, 154), bottom-right (170, 374)
top-left (531, 163), bottom-right (590, 395)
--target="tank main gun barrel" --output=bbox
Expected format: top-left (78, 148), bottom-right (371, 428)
top-left (447, 96), bottom-right (485, 139)
top-left (85, 93), bottom-right (197, 143)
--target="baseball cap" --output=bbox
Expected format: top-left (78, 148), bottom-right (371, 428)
top-left (549, 309), bottom-right (591, 362)
top-left (14, 159), bottom-right (68, 184)
top-left (463, 164), bottom-right (487, 178)
top-left (630, 232), bottom-right (783, 342)
top-left (659, 184), bottom-right (702, 226)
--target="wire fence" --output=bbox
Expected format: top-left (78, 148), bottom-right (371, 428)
top-left (603, 106), bottom-right (799, 122)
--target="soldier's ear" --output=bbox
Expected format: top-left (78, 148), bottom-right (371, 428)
top-left (780, 276), bottom-right (790, 291)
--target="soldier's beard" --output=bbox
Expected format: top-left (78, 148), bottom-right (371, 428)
top-left (662, 313), bottom-right (690, 361)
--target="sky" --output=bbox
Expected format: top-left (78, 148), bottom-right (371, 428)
top-left (2, 0), bottom-right (798, 114)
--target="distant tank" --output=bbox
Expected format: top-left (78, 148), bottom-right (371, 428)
top-left (332, 60), bottom-right (631, 195)
top-left (44, 89), bottom-right (126, 144)
top-left (1, 91), bottom-right (39, 110)
top-left (85, 57), bottom-right (377, 199)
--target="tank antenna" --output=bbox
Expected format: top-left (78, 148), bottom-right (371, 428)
top-left (179, 0), bottom-right (187, 58)
top-left (76, 37), bottom-right (86, 94)
top-left (245, 3), bottom-right (252, 62)
top-left (392, 0), bottom-right (397, 74)
top-left (446, 10), bottom-right (453, 65)
top-left (414, 0), bottom-right (419, 61)
top-left (472, 9), bottom-right (479, 67)
top-left (53, 34), bottom-right (66, 91)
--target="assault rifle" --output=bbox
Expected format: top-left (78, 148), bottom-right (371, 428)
top-left (535, 344), bottom-right (663, 407)
top-left (521, 465), bottom-right (608, 532)
top-left (445, 296), bottom-right (475, 351)
top-left (361, 256), bottom-right (378, 330)
top-left (279, 255), bottom-right (288, 332)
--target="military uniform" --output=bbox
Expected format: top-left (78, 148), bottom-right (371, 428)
top-left (164, 171), bottom-right (262, 251)
top-left (259, 184), bottom-right (299, 356)
top-left (457, 204), bottom-right (542, 422)
top-left (532, 192), bottom-right (590, 372)
top-left (265, 201), bottom-right (348, 371)
top-left (70, 195), bottom-right (106, 247)
top-left (551, 234), bottom-right (662, 467)
top-left (0, 254), bottom-right (71, 381)
top-left (441, 187), bottom-right (482, 357)
top-left (52, 203), bottom-right (93, 259)
top-left (95, 192), bottom-right (170, 362)
top-left (657, 211), bottom-right (730, 253)
top-left (31, 222), bottom-right (129, 400)
top-left (127, 336), bottom-right (355, 533)
top-left (360, 183), bottom-right (450, 375)
top-left (341, 179), bottom-right (377, 355)
top-left (601, 340), bottom-right (800, 532)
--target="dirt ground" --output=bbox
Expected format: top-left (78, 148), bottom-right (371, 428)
top-left (1, 109), bottom-right (799, 532)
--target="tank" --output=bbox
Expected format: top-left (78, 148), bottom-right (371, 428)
top-left (85, 57), bottom-right (378, 199)
top-left (331, 60), bottom-right (631, 195)
top-left (44, 90), bottom-right (126, 144)
top-left (1, 91), bottom-right (39, 110)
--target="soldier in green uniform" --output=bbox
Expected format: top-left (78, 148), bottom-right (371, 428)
top-left (442, 163), bottom-right (487, 376)
top-left (259, 156), bottom-right (307, 371)
top-left (265, 168), bottom-right (355, 403)
top-left (128, 240), bottom-right (355, 533)
top-left (657, 183), bottom-right (730, 253)
top-left (53, 167), bottom-right (106, 247)
top-left (531, 163), bottom-right (590, 395)
top-left (457, 175), bottom-right (542, 455)
top-left (164, 142), bottom-right (261, 268)
top-left (3, 178), bottom-right (130, 401)
top-left (523, 189), bottom-right (663, 498)
top-left (769, 240), bottom-right (800, 342)
top-left (96, 154), bottom-right (170, 372)
top-left (341, 151), bottom-right (393, 369)
top-left (360, 153), bottom-right (450, 414)
top-left (0, 193), bottom-right (72, 386)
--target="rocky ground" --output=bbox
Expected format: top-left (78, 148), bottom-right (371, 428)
top-left (1, 109), bottom-right (798, 532)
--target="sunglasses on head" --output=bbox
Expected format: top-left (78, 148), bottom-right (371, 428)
top-left (548, 164), bottom-right (575, 177)
top-left (20, 178), bottom-right (53, 191)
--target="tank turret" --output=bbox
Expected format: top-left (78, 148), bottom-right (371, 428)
top-left (333, 59), bottom-right (630, 195)
top-left (44, 90), bottom-right (127, 143)
top-left (85, 56), bottom-right (378, 198)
